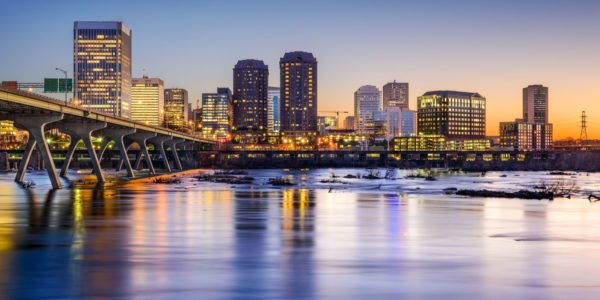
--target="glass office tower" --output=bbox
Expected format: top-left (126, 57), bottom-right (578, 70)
top-left (267, 87), bottom-right (280, 132)
top-left (131, 77), bottom-right (164, 126)
top-left (202, 88), bottom-right (232, 138)
top-left (164, 88), bottom-right (189, 131)
top-left (74, 21), bottom-right (132, 117)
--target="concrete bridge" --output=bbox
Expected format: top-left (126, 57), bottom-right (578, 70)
top-left (0, 87), bottom-right (215, 189)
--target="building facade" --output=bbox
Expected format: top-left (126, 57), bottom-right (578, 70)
top-left (523, 85), bottom-right (548, 124)
top-left (383, 81), bottom-right (409, 109)
top-left (417, 91), bottom-right (486, 139)
top-left (131, 77), bottom-right (164, 126)
top-left (232, 59), bottom-right (269, 132)
top-left (400, 110), bottom-right (417, 136)
top-left (317, 116), bottom-right (338, 135)
top-left (74, 21), bottom-right (132, 117)
top-left (392, 135), bottom-right (490, 151)
top-left (267, 87), bottom-right (281, 132)
top-left (500, 121), bottom-right (553, 150)
top-left (280, 51), bottom-right (318, 134)
top-left (354, 85), bottom-right (381, 135)
top-left (164, 88), bottom-right (188, 130)
top-left (201, 88), bottom-right (231, 139)
top-left (343, 116), bottom-right (355, 130)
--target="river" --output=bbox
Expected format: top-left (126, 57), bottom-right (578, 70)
top-left (1, 169), bottom-right (600, 299)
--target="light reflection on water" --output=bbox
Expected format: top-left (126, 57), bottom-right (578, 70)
top-left (0, 170), bottom-right (600, 299)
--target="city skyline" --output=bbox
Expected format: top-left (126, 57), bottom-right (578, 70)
top-left (1, 0), bottom-right (600, 138)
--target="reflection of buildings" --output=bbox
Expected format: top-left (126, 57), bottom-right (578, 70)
top-left (74, 21), bottom-right (132, 117)
top-left (1, 186), bottom-right (130, 298)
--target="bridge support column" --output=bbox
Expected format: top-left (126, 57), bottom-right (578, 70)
top-left (102, 128), bottom-right (136, 177)
top-left (13, 114), bottom-right (64, 189)
top-left (128, 133), bottom-right (157, 175)
top-left (148, 135), bottom-right (173, 173)
top-left (116, 140), bottom-right (134, 172)
top-left (165, 138), bottom-right (185, 170)
top-left (15, 137), bottom-right (36, 184)
top-left (56, 122), bottom-right (107, 183)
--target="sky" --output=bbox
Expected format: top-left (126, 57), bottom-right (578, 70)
top-left (1, 0), bottom-right (599, 139)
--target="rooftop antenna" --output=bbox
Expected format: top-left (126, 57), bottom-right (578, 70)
top-left (141, 67), bottom-right (147, 78)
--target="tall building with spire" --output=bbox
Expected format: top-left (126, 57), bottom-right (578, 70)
top-left (382, 81), bottom-right (409, 109)
top-left (280, 51), bottom-right (318, 134)
top-left (74, 21), bottom-right (132, 117)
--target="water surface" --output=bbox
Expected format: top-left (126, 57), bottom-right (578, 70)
top-left (1, 169), bottom-right (600, 299)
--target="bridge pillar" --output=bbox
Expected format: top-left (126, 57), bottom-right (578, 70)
top-left (148, 135), bottom-right (173, 173)
top-left (15, 137), bottom-right (36, 184)
top-left (13, 114), bottom-right (64, 189)
top-left (165, 138), bottom-right (185, 170)
top-left (128, 132), bottom-right (157, 175)
top-left (55, 121), bottom-right (107, 183)
top-left (101, 128), bottom-right (136, 177)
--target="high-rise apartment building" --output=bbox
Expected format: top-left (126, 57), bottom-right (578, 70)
top-left (164, 88), bottom-right (188, 130)
top-left (232, 60), bottom-right (269, 132)
top-left (280, 51), bottom-right (318, 133)
top-left (383, 81), bottom-right (409, 109)
top-left (417, 91), bottom-right (486, 139)
top-left (523, 85), bottom-right (548, 124)
top-left (354, 85), bottom-right (381, 135)
top-left (202, 88), bottom-right (231, 138)
top-left (131, 77), bottom-right (164, 126)
top-left (500, 85), bottom-right (553, 150)
top-left (74, 21), bottom-right (132, 117)
top-left (267, 87), bottom-right (281, 132)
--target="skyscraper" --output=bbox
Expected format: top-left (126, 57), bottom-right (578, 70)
top-left (74, 21), bottom-right (132, 117)
top-left (232, 59), bottom-right (269, 132)
top-left (354, 85), bottom-right (381, 135)
top-left (267, 87), bottom-right (281, 132)
top-left (523, 85), bottom-right (548, 124)
top-left (202, 88), bottom-right (231, 138)
top-left (131, 76), bottom-right (164, 126)
top-left (417, 91), bottom-right (486, 139)
top-left (500, 85), bottom-right (552, 150)
top-left (383, 81), bottom-right (409, 109)
top-left (280, 51), bottom-right (318, 133)
top-left (164, 88), bottom-right (188, 130)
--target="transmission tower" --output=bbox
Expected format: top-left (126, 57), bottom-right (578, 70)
top-left (580, 110), bottom-right (588, 144)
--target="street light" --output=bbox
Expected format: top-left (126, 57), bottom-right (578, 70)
top-left (55, 67), bottom-right (68, 105)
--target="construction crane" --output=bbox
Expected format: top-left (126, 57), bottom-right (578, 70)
top-left (318, 111), bottom-right (349, 128)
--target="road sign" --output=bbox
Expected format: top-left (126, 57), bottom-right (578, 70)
top-left (44, 78), bottom-right (72, 93)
